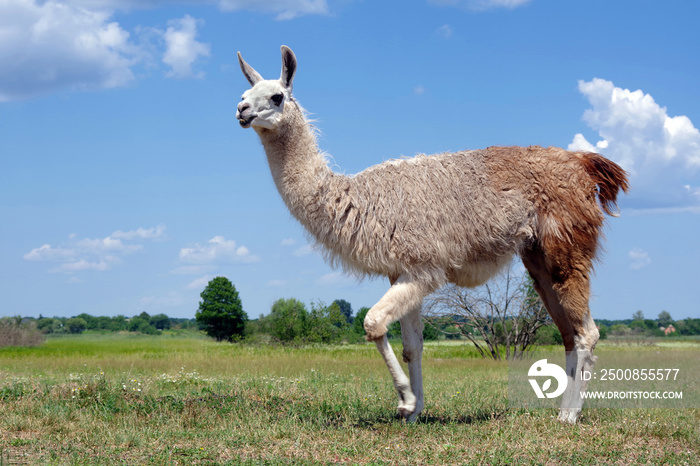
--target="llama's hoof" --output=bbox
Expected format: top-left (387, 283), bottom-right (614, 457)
top-left (397, 392), bottom-right (417, 421)
top-left (557, 409), bottom-right (580, 424)
top-left (397, 405), bottom-right (415, 421)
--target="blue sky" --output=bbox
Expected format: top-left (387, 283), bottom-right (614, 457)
top-left (1, 0), bottom-right (698, 322)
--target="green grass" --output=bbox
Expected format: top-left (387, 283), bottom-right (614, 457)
top-left (1, 333), bottom-right (698, 464)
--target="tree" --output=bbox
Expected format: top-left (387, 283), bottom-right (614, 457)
top-left (333, 299), bottom-right (353, 323)
top-left (269, 298), bottom-right (308, 343)
top-left (657, 310), bottom-right (673, 327)
top-left (353, 307), bottom-right (369, 337)
top-left (110, 315), bottom-right (128, 332)
top-left (534, 324), bottom-right (563, 345)
top-left (150, 313), bottom-right (171, 330)
top-left (306, 301), bottom-right (348, 344)
top-left (196, 277), bottom-right (247, 342)
top-left (632, 310), bottom-right (645, 321)
top-left (66, 317), bottom-right (87, 334)
top-left (424, 264), bottom-right (551, 360)
top-left (36, 317), bottom-right (59, 334)
top-left (76, 313), bottom-right (98, 330)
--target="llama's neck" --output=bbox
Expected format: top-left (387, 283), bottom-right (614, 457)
top-left (256, 104), bottom-right (336, 226)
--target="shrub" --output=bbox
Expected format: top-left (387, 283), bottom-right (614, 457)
top-left (269, 298), bottom-right (308, 343)
top-left (0, 317), bottom-right (45, 347)
top-left (534, 324), bottom-right (563, 345)
top-left (66, 317), bottom-right (88, 334)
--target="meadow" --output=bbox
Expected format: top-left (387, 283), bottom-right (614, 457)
top-left (1, 333), bottom-right (698, 465)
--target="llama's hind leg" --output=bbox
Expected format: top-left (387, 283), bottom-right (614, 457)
top-left (521, 246), bottom-right (600, 424)
top-left (400, 306), bottom-right (424, 422)
top-left (364, 275), bottom-right (432, 420)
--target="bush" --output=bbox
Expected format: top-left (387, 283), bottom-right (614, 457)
top-left (269, 298), bottom-right (308, 343)
top-left (128, 317), bottom-right (160, 335)
top-left (0, 317), bottom-right (45, 347)
top-left (66, 317), bottom-right (88, 334)
top-left (534, 324), bottom-right (563, 345)
top-left (37, 317), bottom-right (62, 334)
top-left (305, 301), bottom-right (348, 344)
top-left (598, 324), bottom-right (608, 340)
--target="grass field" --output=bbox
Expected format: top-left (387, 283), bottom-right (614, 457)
top-left (1, 333), bottom-right (698, 465)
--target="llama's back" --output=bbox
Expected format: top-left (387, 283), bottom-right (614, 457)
top-left (311, 145), bottom-right (626, 287)
top-left (316, 149), bottom-right (538, 284)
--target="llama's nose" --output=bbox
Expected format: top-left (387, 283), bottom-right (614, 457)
top-left (237, 101), bottom-right (250, 116)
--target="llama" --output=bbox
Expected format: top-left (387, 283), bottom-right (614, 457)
top-left (236, 46), bottom-right (629, 423)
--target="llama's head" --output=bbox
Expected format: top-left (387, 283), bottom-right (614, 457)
top-left (236, 46), bottom-right (297, 131)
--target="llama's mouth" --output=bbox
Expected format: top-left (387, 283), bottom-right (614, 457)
top-left (239, 116), bottom-right (255, 128)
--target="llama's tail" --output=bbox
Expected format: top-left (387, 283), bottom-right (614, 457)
top-left (578, 153), bottom-right (630, 216)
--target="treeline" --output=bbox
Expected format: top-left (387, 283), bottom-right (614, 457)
top-left (246, 298), bottom-right (376, 345)
top-left (596, 310), bottom-right (700, 338)
top-left (244, 300), bottom-right (700, 345)
top-left (244, 298), bottom-right (566, 346)
top-left (245, 298), bottom-right (441, 344)
top-left (30, 312), bottom-right (197, 335)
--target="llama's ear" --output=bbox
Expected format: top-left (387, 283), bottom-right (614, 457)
top-left (238, 51), bottom-right (263, 86)
top-left (280, 45), bottom-right (297, 91)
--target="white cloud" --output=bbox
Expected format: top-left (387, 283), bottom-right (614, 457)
top-left (267, 279), bottom-right (287, 287)
top-left (186, 275), bottom-right (215, 290)
top-left (64, 0), bottom-right (331, 19)
top-left (75, 237), bottom-right (142, 254)
top-left (280, 238), bottom-right (296, 246)
top-left (24, 225), bottom-right (164, 274)
top-left (316, 271), bottom-right (354, 287)
top-left (569, 78), bottom-right (700, 212)
top-left (162, 15), bottom-right (210, 79)
top-left (0, 1), bottom-right (331, 101)
top-left (292, 244), bottom-right (315, 257)
top-left (0, 0), bottom-right (139, 101)
top-left (629, 248), bottom-right (651, 270)
top-left (53, 258), bottom-right (113, 273)
top-left (66, 0), bottom-right (330, 19)
top-left (23, 244), bottom-right (75, 262)
top-left (429, 0), bottom-right (532, 11)
top-left (179, 235), bottom-right (258, 264)
top-left (217, 0), bottom-right (329, 20)
top-left (112, 225), bottom-right (166, 240)
top-left (435, 24), bottom-right (453, 39)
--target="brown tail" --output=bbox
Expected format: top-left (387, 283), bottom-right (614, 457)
top-left (578, 153), bottom-right (630, 216)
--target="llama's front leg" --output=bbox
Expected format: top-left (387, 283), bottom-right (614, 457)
top-left (364, 275), bottom-right (432, 420)
top-left (400, 307), bottom-right (424, 422)
top-left (373, 335), bottom-right (416, 419)
top-left (559, 349), bottom-right (597, 423)
top-left (559, 326), bottom-right (599, 423)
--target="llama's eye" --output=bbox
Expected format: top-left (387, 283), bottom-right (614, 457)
top-left (271, 93), bottom-right (284, 106)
